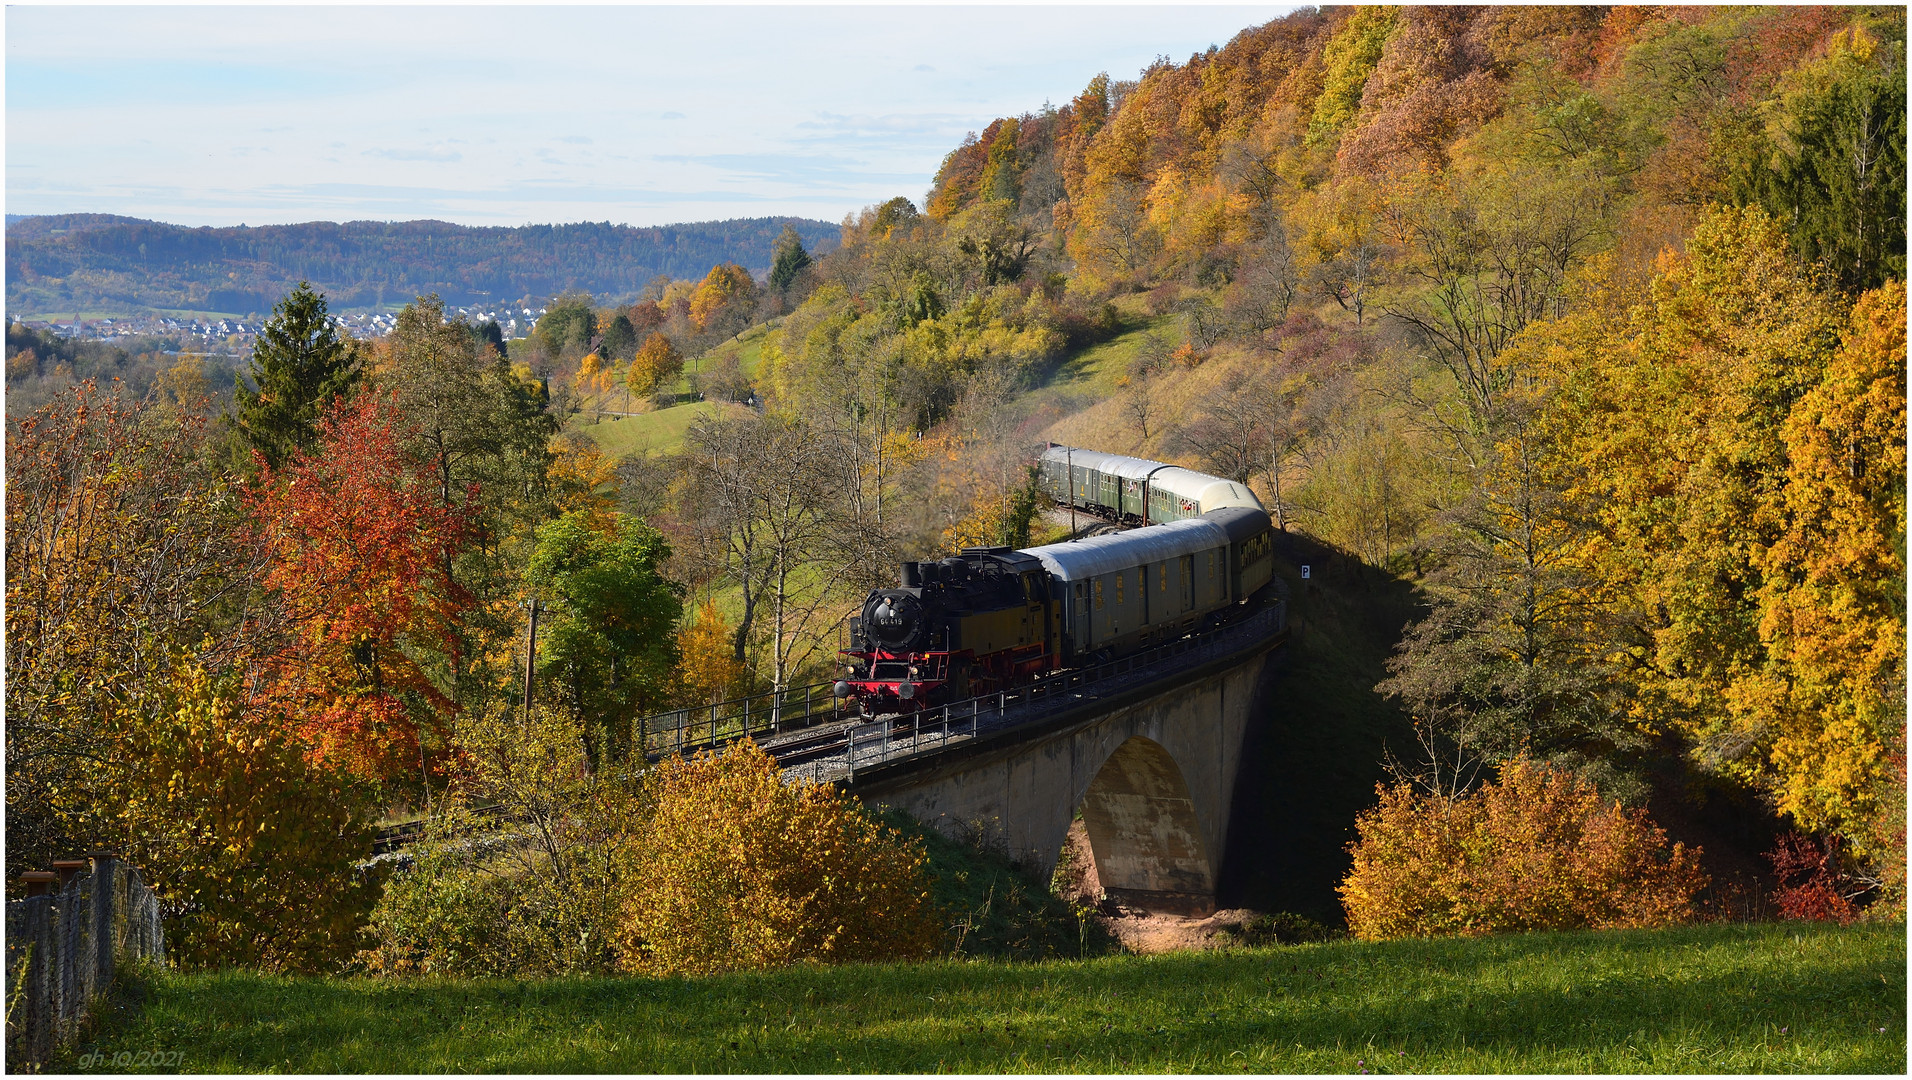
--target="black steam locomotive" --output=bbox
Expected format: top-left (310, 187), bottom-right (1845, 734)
top-left (836, 449), bottom-right (1275, 716)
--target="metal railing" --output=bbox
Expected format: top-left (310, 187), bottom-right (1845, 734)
top-left (364, 602), bottom-right (1286, 857)
top-left (779, 601), bottom-right (1286, 784)
top-left (635, 680), bottom-right (839, 763)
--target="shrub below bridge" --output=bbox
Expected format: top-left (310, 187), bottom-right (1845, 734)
top-left (365, 733), bottom-right (942, 978)
top-left (1339, 756), bottom-right (1708, 941)
top-left (615, 740), bottom-right (943, 976)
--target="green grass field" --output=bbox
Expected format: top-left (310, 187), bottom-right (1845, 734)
top-left (698, 320), bottom-right (774, 380)
top-left (72, 921), bottom-right (1903, 1073)
top-left (1036, 316), bottom-right (1173, 397)
top-left (571, 400), bottom-right (749, 458)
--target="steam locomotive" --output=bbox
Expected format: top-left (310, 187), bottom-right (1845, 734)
top-left (835, 447), bottom-right (1275, 716)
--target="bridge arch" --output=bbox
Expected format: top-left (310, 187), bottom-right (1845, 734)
top-left (1076, 736), bottom-right (1215, 913)
top-left (845, 626), bottom-right (1283, 919)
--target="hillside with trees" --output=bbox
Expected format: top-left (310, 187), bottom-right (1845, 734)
top-left (3, 214), bottom-right (841, 317)
top-left (742, 2), bottom-right (1906, 919)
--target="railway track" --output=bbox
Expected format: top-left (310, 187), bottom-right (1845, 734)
top-left (370, 599), bottom-right (1285, 855)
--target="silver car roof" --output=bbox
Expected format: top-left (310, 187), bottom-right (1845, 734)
top-left (1043, 446), bottom-right (1264, 511)
top-left (1149, 467), bottom-right (1265, 511)
top-left (1041, 445), bottom-right (1175, 480)
top-left (1023, 516), bottom-right (1232, 580)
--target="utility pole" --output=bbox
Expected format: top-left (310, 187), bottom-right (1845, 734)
top-left (522, 598), bottom-right (542, 722)
top-left (1067, 445), bottom-right (1076, 537)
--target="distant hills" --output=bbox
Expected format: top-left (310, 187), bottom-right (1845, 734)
top-left (5, 214), bottom-right (843, 317)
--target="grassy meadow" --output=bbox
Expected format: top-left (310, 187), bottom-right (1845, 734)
top-left (571, 399), bottom-right (752, 459)
top-left (71, 921), bottom-right (1903, 1074)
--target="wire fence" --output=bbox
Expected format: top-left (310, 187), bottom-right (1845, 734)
top-left (6, 856), bottom-right (166, 1068)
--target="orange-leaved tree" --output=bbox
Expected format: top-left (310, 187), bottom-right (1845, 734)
top-left (250, 391), bottom-right (475, 781)
top-left (626, 332), bottom-right (684, 397)
top-left (1339, 756), bottom-right (1707, 941)
top-left (615, 739), bottom-right (941, 975)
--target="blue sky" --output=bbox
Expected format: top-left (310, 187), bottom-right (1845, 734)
top-left (7, 5), bottom-right (1296, 229)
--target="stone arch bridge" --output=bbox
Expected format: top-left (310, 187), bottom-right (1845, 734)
top-left (841, 617), bottom-right (1284, 916)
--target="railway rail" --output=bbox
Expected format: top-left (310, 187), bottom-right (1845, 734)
top-left (775, 601), bottom-right (1284, 783)
top-left (370, 598), bottom-right (1285, 855)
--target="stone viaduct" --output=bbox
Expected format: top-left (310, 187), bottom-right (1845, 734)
top-left (844, 629), bottom-right (1283, 916)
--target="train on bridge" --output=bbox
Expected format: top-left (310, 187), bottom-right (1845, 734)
top-left (836, 447), bottom-right (1273, 716)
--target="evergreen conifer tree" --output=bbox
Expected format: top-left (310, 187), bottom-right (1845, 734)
top-left (229, 282), bottom-right (359, 470)
top-left (768, 225), bottom-right (812, 292)
top-left (599, 313), bottom-right (638, 361)
top-left (469, 319), bottom-right (507, 359)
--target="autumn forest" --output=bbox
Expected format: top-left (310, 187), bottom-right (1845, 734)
top-left (4, 3), bottom-right (1905, 990)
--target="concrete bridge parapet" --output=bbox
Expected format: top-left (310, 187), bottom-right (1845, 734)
top-left (846, 631), bottom-right (1281, 915)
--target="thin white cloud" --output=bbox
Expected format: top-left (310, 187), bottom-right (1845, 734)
top-left (364, 148), bottom-right (464, 163)
top-left (6, 5), bottom-right (1298, 228)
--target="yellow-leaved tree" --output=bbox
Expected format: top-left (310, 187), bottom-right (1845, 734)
top-left (627, 332), bottom-right (684, 397)
top-left (114, 665), bottom-right (384, 972)
top-left (547, 433), bottom-right (620, 526)
top-left (1753, 280), bottom-right (1906, 848)
top-left (689, 262), bottom-right (757, 332)
top-left (675, 597), bottom-right (746, 707)
top-left (1542, 206), bottom-right (1905, 871)
top-left (615, 739), bottom-right (942, 976)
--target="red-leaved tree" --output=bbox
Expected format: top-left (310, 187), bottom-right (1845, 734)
top-left (250, 393), bottom-right (475, 781)
top-left (1765, 833), bottom-right (1860, 924)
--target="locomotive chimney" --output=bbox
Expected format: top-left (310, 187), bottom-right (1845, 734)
top-left (901, 562), bottom-right (923, 588)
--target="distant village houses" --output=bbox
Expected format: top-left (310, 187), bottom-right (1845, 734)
top-left (9, 301), bottom-right (546, 354)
